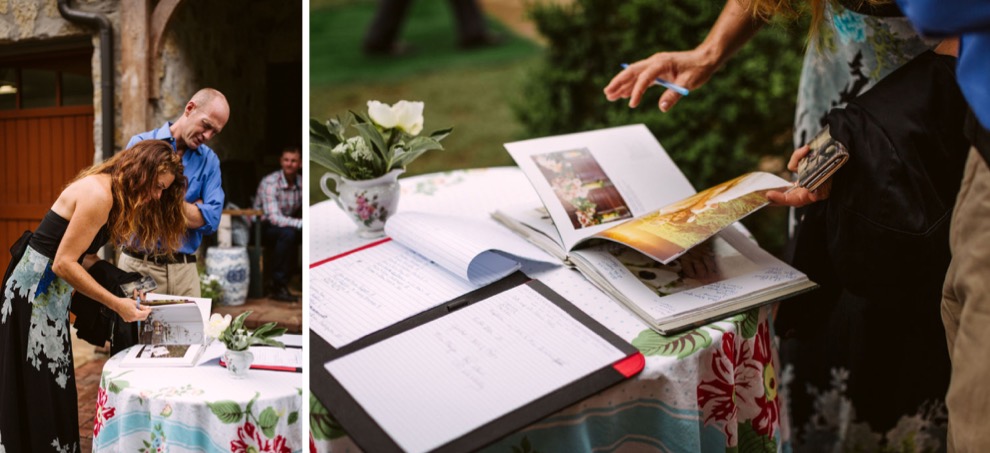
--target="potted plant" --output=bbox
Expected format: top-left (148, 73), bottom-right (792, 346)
top-left (310, 100), bottom-right (452, 237)
top-left (208, 312), bottom-right (287, 378)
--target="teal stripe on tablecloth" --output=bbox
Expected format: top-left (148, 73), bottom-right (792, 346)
top-left (93, 412), bottom-right (229, 453)
top-left (488, 399), bottom-right (706, 452)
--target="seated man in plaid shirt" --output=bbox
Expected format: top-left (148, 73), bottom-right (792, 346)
top-left (253, 146), bottom-right (302, 302)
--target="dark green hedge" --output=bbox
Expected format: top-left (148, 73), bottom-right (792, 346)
top-left (515, 0), bottom-right (807, 253)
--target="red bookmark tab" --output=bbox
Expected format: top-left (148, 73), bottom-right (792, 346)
top-left (220, 358), bottom-right (301, 373)
top-left (612, 352), bottom-right (645, 378)
top-left (310, 238), bottom-right (392, 268)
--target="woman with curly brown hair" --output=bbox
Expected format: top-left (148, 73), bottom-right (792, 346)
top-left (0, 140), bottom-right (188, 452)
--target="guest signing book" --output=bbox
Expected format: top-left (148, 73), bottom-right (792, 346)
top-left (120, 293), bottom-right (212, 367)
top-left (495, 124), bottom-right (818, 334)
top-left (311, 273), bottom-right (644, 453)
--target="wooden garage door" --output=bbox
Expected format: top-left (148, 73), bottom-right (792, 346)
top-left (0, 50), bottom-right (95, 273)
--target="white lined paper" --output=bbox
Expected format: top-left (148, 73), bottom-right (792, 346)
top-left (325, 284), bottom-right (626, 453)
top-left (385, 212), bottom-right (557, 285)
top-left (309, 240), bottom-right (481, 348)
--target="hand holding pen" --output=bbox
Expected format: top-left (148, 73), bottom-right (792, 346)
top-left (116, 289), bottom-right (152, 323)
top-left (620, 63), bottom-right (690, 96)
top-left (604, 49), bottom-right (718, 112)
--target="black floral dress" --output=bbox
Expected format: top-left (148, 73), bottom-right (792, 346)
top-left (779, 3), bottom-right (956, 452)
top-left (0, 210), bottom-right (109, 453)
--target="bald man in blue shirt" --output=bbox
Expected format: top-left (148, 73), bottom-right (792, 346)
top-left (120, 88), bottom-right (229, 297)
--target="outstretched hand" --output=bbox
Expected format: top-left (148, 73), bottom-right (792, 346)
top-left (766, 145), bottom-right (831, 207)
top-left (603, 49), bottom-right (718, 112)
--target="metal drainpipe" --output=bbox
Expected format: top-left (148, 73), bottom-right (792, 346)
top-left (58, 0), bottom-right (116, 263)
top-left (57, 0), bottom-right (114, 163)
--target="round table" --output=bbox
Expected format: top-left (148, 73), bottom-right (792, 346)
top-left (310, 168), bottom-right (791, 452)
top-left (93, 340), bottom-right (303, 453)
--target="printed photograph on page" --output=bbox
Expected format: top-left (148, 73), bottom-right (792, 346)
top-left (531, 148), bottom-right (633, 229)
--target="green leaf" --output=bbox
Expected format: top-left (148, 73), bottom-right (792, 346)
top-left (310, 143), bottom-right (350, 178)
top-left (632, 328), bottom-right (712, 359)
top-left (288, 411), bottom-right (299, 425)
top-left (309, 118), bottom-right (339, 146)
top-left (427, 127), bottom-right (453, 142)
top-left (522, 436), bottom-right (533, 452)
top-left (738, 422), bottom-right (776, 452)
top-left (107, 379), bottom-right (130, 394)
top-left (258, 406), bottom-right (280, 439)
top-left (251, 336), bottom-right (286, 348)
top-left (310, 394), bottom-right (347, 440)
top-left (207, 401), bottom-right (244, 424)
top-left (231, 311), bottom-right (251, 331)
top-left (737, 308), bottom-right (761, 339)
top-left (352, 122), bottom-right (388, 171)
top-left (391, 136), bottom-right (443, 169)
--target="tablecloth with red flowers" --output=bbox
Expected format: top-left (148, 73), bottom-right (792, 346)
top-left (93, 341), bottom-right (303, 453)
top-left (309, 168), bottom-right (793, 452)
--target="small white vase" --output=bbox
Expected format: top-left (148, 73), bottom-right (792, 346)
top-left (320, 168), bottom-right (404, 238)
top-left (224, 348), bottom-right (254, 379)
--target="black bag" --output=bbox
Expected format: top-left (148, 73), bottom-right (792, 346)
top-left (778, 50), bottom-right (970, 337)
top-left (70, 260), bottom-right (141, 353)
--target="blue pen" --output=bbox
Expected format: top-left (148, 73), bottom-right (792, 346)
top-left (136, 293), bottom-right (142, 334)
top-left (620, 63), bottom-right (690, 96)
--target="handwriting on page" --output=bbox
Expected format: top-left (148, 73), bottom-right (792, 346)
top-left (249, 347), bottom-right (302, 369)
top-left (753, 266), bottom-right (799, 283)
top-left (325, 284), bottom-right (626, 453)
top-left (310, 241), bottom-right (477, 348)
top-left (682, 281), bottom-right (744, 302)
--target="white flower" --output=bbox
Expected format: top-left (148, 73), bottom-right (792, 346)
top-left (331, 141), bottom-right (350, 155)
top-left (348, 136), bottom-right (374, 161)
top-left (206, 313), bottom-right (231, 340)
top-left (367, 100), bottom-right (425, 136)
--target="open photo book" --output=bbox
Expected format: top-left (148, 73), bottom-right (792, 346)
top-left (491, 124), bottom-right (818, 333)
top-left (120, 293), bottom-right (212, 367)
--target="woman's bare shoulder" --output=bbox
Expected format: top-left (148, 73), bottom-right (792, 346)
top-left (53, 174), bottom-right (113, 217)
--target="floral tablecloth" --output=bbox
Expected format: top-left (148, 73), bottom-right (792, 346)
top-left (93, 340), bottom-right (303, 453)
top-left (309, 168), bottom-right (791, 452)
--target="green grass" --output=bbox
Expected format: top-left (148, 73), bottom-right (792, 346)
top-left (310, 0), bottom-right (539, 85)
top-left (309, 0), bottom-right (542, 203)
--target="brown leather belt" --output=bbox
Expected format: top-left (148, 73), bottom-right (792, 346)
top-left (122, 249), bottom-right (197, 265)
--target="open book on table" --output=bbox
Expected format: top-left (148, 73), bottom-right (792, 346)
top-left (120, 293), bottom-right (212, 367)
top-left (492, 124), bottom-right (818, 334)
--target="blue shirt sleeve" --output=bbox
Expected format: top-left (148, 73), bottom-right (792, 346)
top-left (193, 151), bottom-right (225, 235)
top-left (897, 0), bottom-right (990, 35)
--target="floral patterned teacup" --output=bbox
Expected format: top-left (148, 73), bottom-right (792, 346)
top-left (320, 168), bottom-right (404, 238)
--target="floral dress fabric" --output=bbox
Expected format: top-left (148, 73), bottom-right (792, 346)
top-left (793, 2), bottom-right (934, 148)
top-left (782, 4), bottom-right (948, 452)
top-left (0, 211), bottom-right (108, 453)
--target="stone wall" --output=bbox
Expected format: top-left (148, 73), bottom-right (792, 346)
top-left (0, 0), bottom-right (302, 170)
top-left (154, 0), bottom-right (303, 168)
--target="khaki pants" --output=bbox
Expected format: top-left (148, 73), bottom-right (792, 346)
top-left (118, 252), bottom-right (201, 298)
top-left (942, 147), bottom-right (990, 452)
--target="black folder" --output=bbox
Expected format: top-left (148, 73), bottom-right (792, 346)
top-left (310, 272), bottom-right (645, 453)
